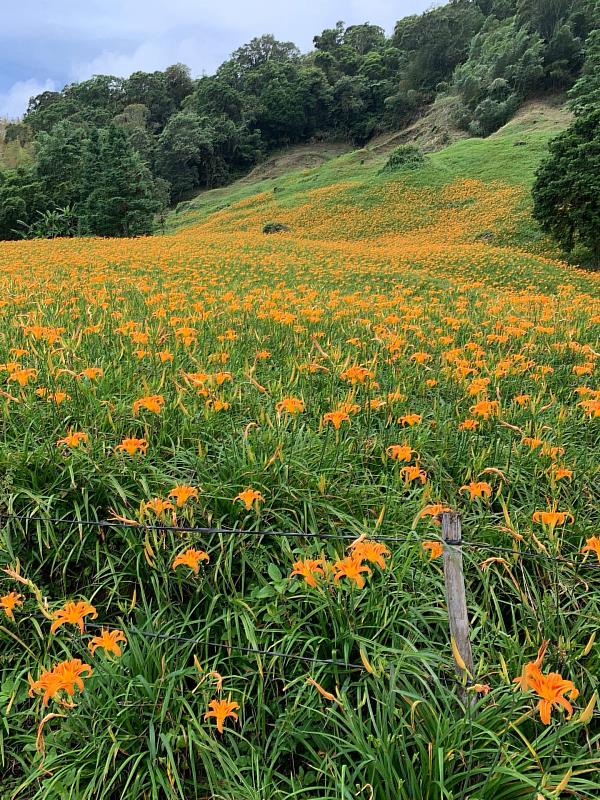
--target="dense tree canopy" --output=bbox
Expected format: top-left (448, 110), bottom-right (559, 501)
top-left (0, 0), bottom-right (597, 239)
top-left (532, 108), bottom-right (600, 263)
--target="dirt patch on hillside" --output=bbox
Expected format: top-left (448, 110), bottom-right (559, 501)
top-left (368, 96), bottom-right (469, 155)
top-left (491, 96), bottom-right (573, 136)
top-left (242, 141), bottom-right (353, 182)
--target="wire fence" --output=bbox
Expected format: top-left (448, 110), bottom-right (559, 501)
top-left (2, 509), bottom-right (599, 715)
top-left (2, 511), bottom-right (597, 566)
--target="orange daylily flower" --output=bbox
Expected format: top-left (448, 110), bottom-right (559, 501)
top-left (553, 467), bottom-right (573, 481)
top-left (421, 540), bottom-right (443, 560)
top-left (204, 697), bottom-right (240, 734)
top-left (1, 591), bottom-right (23, 620)
top-left (513, 640), bottom-right (548, 691)
top-left (29, 659), bottom-right (93, 706)
top-left (460, 481), bottom-right (492, 500)
top-left (206, 398), bottom-right (230, 411)
top-left (276, 397), bottom-right (305, 414)
top-left (57, 431), bottom-right (89, 448)
top-left (133, 394), bottom-right (165, 415)
top-left (419, 503), bottom-right (451, 522)
top-left (42, 390), bottom-right (70, 404)
top-left (369, 397), bottom-right (386, 410)
top-left (332, 556), bottom-right (372, 589)
top-left (323, 410), bottom-right (350, 429)
top-left (531, 671), bottom-right (579, 724)
top-left (459, 418), bottom-right (479, 431)
top-left (168, 485), bottom-right (199, 506)
top-left (467, 377), bottom-right (490, 396)
top-left (398, 413), bottom-right (422, 426)
top-left (400, 465), bottom-right (427, 484)
top-left (386, 444), bottom-right (413, 462)
top-left (289, 558), bottom-right (325, 587)
top-left (470, 399), bottom-right (499, 419)
top-left (141, 497), bottom-right (174, 516)
top-left (79, 367), bottom-right (103, 381)
top-left (172, 548), bottom-right (210, 574)
top-left (8, 368), bottom-right (37, 386)
top-left (522, 436), bottom-right (542, 450)
top-left (532, 510), bottom-right (574, 528)
top-left (579, 398), bottom-right (600, 417)
top-left (88, 628), bottom-right (127, 656)
top-left (214, 371), bottom-right (232, 386)
top-left (581, 536), bottom-right (600, 562)
top-left (50, 601), bottom-right (98, 633)
top-left (348, 538), bottom-right (390, 569)
top-left (411, 351), bottom-right (431, 364)
top-left (340, 365), bottom-right (374, 384)
top-left (514, 650), bottom-right (579, 725)
top-left (235, 488), bottom-right (264, 511)
top-left (116, 437), bottom-right (148, 456)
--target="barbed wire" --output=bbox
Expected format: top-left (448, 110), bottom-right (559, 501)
top-left (86, 621), bottom-right (365, 669)
top-left (1, 510), bottom-right (598, 568)
top-left (85, 623), bottom-right (600, 717)
top-left (3, 511), bottom-right (598, 717)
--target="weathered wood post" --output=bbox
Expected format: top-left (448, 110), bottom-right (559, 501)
top-left (440, 511), bottom-right (474, 704)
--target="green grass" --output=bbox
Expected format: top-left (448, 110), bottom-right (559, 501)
top-left (1, 99), bottom-right (599, 800)
top-left (165, 104), bottom-right (568, 236)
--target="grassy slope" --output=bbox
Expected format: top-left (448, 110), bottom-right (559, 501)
top-left (3, 99), bottom-right (600, 800)
top-left (165, 98), bottom-right (571, 249)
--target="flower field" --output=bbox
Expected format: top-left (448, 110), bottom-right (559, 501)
top-left (1, 136), bottom-right (600, 799)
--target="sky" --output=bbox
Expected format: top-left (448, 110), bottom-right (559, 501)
top-left (0, 0), bottom-right (437, 118)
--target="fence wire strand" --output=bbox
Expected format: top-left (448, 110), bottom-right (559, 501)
top-left (1, 511), bottom-right (598, 567)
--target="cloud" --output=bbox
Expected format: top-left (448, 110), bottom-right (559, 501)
top-left (0, 78), bottom-right (57, 119)
top-left (0, 0), bottom-right (437, 117)
top-left (70, 34), bottom-right (227, 82)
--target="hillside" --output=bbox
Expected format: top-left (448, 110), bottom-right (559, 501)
top-left (1, 96), bottom-right (599, 800)
top-left (166, 97), bottom-right (575, 266)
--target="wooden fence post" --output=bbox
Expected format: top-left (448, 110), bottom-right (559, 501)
top-left (441, 511), bottom-right (474, 703)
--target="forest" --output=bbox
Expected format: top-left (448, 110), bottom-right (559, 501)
top-left (0, 0), bottom-right (598, 239)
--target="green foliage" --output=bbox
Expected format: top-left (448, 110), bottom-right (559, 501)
top-left (15, 204), bottom-right (78, 239)
top-left (156, 112), bottom-right (259, 201)
top-left (532, 108), bottom-right (600, 262)
top-left (35, 121), bottom-right (88, 208)
top-left (80, 125), bottom-right (161, 237)
top-left (453, 17), bottom-right (545, 135)
top-left (0, 166), bottom-right (47, 240)
top-left (454, 0), bottom-right (594, 136)
top-left (1, 4), bottom-right (598, 239)
top-left (568, 28), bottom-right (600, 114)
top-left (382, 144), bottom-right (425, 172)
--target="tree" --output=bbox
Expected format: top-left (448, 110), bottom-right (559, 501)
top-left (0, 166), bottom-right (47, 239)
top-left (393, 1), bottom-right (485, 92)
top-left (164, 64), bottom-right (194, 109)
top-left (34, 121), bottom-right (88, 208)
top-left (123, 70), bottom-right (174, 130)
top-left (568, 29), bottom-right (600, 114)
top-left (80, 125), bottom-right (160, 236)
top-left (156, 111), bottom-right (220, 199)
top-left (4, 122), bottom-right (33, 146)
top-left (230, 35), bottom-right (300, 74)
top-left (532, 109), bottom-right (600, 264)
top-left (453, 17), bottom-right (545, 134)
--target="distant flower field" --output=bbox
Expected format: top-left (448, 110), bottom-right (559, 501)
top-left (1, 175), bottom-right (599, 799)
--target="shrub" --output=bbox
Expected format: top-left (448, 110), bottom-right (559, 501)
top-left (382, 144), bottom-right (425, 172)
top-left (262, 221), bottom-right (291, 234)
